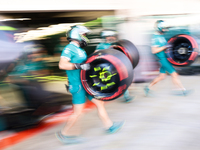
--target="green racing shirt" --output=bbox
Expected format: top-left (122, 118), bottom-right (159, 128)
top-left (151, 33), bottom-right (167, 59)
top-left (61, 42), bottom-right (87, 85)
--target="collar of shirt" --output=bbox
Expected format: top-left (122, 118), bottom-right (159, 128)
top-left (70, 41), bottom-right (80, 47)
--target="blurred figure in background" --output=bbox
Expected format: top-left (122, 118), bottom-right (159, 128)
top-left (27, 46), bottom-right (50, 76)
top-left (8, 43), bottom-right (50, 81)
top-left (54, 37), bottom-right (69, 56)
top-left (95, 29), bottom-right (134, 103)
top-left (56, 26), bottom-right (124, 145)
top-left (144, 20), bottom-right (192, 96)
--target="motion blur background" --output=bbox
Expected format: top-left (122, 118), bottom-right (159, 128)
top-left (1, 0), bottom-right (200, 149)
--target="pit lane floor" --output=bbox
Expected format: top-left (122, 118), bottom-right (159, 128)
top-left (2, 75), bottom-right (200, 150)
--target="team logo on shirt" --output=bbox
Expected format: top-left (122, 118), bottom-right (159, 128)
top-left (64, 48), bottom-right (70, 54)
top-left (76, 48), bottom-right (85, 57)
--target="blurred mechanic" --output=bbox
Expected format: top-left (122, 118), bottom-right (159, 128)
top-left (56, 26), bottom-right (124, 144)
top-left (54, 37), bottom-right (69, 56)
top-left (95, 29), bottom-right (134, 103)
top-left (144, 20), bottom-right (192, 96)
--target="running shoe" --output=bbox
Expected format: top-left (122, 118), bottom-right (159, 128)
top-left (144, 86), bottom-right (150, 96)
top-left (55, 131), bottom-right (84, 144)
top-left (124, 96), bottom-right (135, 103)
top-left (172, 89), bottom-right (193, 96)
top-left (182, 89), bottom-right (194, 96)
top-left (106, 121), bottom-right (125, 134)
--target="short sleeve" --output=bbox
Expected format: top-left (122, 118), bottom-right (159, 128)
top-left (61, 47), bottom-right (72, 60)
top-left (151, 36), bottom-right (159, 47)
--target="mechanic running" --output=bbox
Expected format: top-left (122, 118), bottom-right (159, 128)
top-left (144, 20), bottom-right (192, 96)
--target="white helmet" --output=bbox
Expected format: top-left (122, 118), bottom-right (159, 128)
top-left (66, 25), bottom-right (90, 48)
top-left (101, 29), bottom-right (117, 38)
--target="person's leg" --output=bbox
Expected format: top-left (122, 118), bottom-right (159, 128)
top-left (144, 73), bottom-right (166, 96)
top-left (91, 98), bottom-right (124, 133)
top-left (91, 98), bottom-right (113, 129)
top-left (162, 59), bottom-right (192, 96)
top-left (56, 84), bottom-right (87, 144)
top-left (161, 59), bottom-right (184, 90)
top-left (169, 72), bottom-right (193, 96)
top-left (61, 104), bottom-right (85, 136)
top-left (146, 60), bottom-right (167, 90)
top-left (171, 72), bottom-right (185, 90)
top-left (144, 58), bottom-right (170, 96)
top-left (61, 84), bottom-right (87, 135)
top-left (123, 90), bottom-right (134, 103)
top-left (149, 73), bottom-right (166, 88)
top-left (55, 103), bottom-right (86, 144)
top-left (123, 90), bottom-right (129, 99)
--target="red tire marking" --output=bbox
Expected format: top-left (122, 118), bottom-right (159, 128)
top-left (178, 35), bottom-right (198, 48)
top-left (81, 54), bottom-right (129, 98)
top-left (167, 58), bottom-right (188, 66)
top-left (110, 45), bottom-right (133, 64)
top-left (189, 51), bottom-right (198, 61)
top-left (101, 84), bottom-right (127, 100)
top-left (167, 35), bottom-right (199, 65)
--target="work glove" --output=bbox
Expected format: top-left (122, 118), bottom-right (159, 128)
top-left (165, 43), bottom-right (173, 49)
top-left (74, 63), bottom-right (91, 70)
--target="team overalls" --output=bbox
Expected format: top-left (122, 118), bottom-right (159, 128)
top-left (151, 33), bottom-right (176, 74)
top-left (61, 42), bottom-right (93, 104)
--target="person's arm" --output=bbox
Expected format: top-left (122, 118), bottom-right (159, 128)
top-left (59, 57), bottom-right (76, 70)
top-left (151, 46), bottom-right (167, 54)
top-left (59, 57), bottom-right (90, 70)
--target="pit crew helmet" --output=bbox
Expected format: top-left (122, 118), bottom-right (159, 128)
top-left (66, 25), bottom-right (90, 48)
top-left (101, 29), bottom-right (118, 38)
top-left (156, 20), bottom-right (168, 33)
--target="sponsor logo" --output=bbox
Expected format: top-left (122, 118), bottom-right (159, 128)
top-left (64, 48), bottom-right (70, 54)
top-left (76, 48), bottom-right (85, 57)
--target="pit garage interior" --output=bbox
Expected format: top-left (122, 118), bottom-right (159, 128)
top-left (0, 10), bottom-right (115, 31)
top-left (0, 10), bottom-right (116, 53)
top-left (0, 10), bottom-right (117, 94)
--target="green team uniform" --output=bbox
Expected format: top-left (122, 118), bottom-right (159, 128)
top-left (151, 33), bottom-right (175, 74)
top-left (96, 43), bottom-right (112, 50)
top-left (96, 42), bottom-right (130, 99)
top-left (61, 42), bottom-right (93, 104)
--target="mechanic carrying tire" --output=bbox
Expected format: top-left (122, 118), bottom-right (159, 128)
top-left (81, 29), bottom-right (140, 101)
top-left (81, 48), bottom-right (133, 101)
top-left (57, 25), bottom-right (125, 145)
top-left (144, 20), bottom-right (193, 96)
